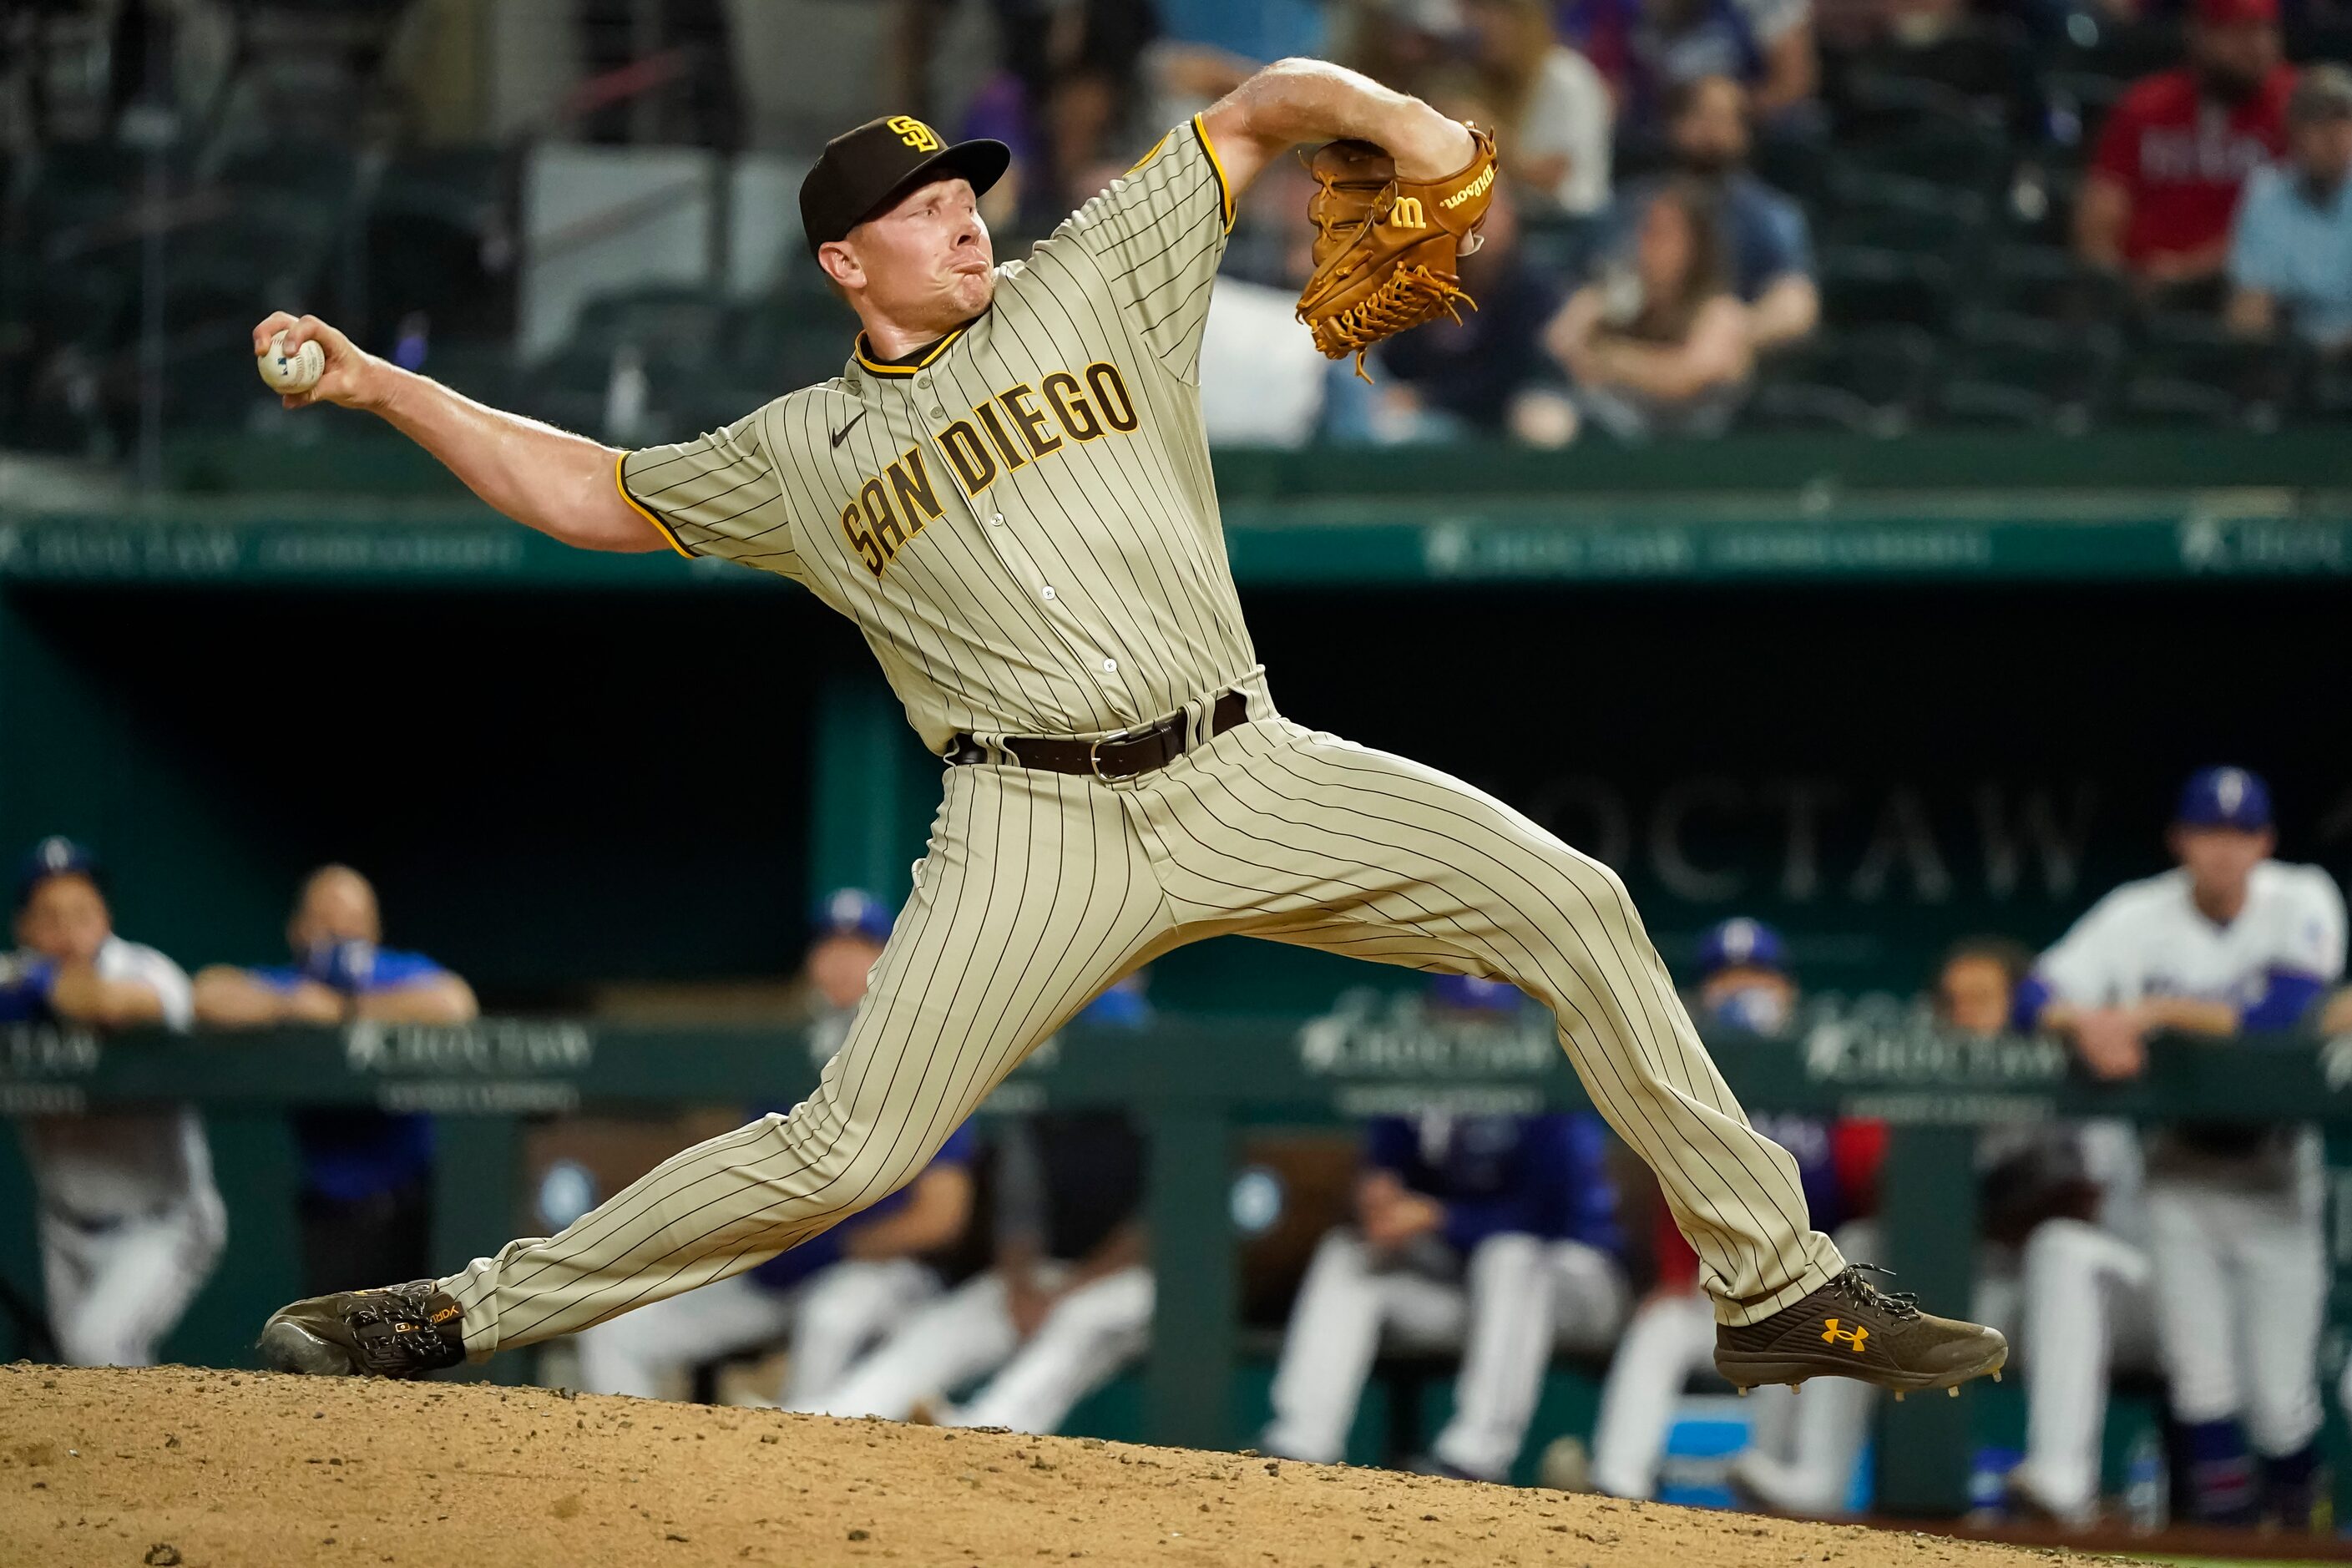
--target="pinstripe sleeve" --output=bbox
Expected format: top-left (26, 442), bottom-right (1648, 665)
top-left (1054, 114), bottom-right (1235, 377)
top-left (616, 407), bottom-right (808, 580)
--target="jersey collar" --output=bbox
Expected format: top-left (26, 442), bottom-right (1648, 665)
top-left (852, 325), bottom-right (969, 377)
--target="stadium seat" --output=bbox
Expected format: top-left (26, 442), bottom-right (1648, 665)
top-left (2115, 313), bottom-right (2300, 429)
top-left (417, 341), bottom-right (518, 407)
top-left (1834, 20), bottom-right (2036, 122)
top-left (1975, 244), bottom-right (2130, 326)
top-left (1821, 167), bottom-right (1990, 255)
top-left (2046, 15), bottom-right (2186, 88)
top-left (1830, 106), bottom-right (2014, 199)
top-left (1999, 160), bottom-right (2080, 248)
top-left (1818, 245), bottom-right (1960, 332)
top-left (729, 296), bottom-right (860, 391)
top-left (572, 286), bottom-right (733, 364)
top-left (1933, 308), bottom-right (2120, 432)
top-left (1747, 325), bottom-right (1938, 435)
top-left (2037, 70), bottom-right (2129, 157)
top-left (361, 149), bottom-right (512, 345)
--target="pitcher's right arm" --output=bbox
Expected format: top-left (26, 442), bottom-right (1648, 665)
top-left (251, 311), bottom-right (668, 554)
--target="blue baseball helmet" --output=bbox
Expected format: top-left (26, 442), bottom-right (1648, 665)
top-left (813, 887), bottom-right (893, 944)
top-left (2176, 766), bottom-right (2273, 832)
top-left (1696, 917), bottom-right (1787, 979)
top-left (13, 836), bottom-right (100, 913)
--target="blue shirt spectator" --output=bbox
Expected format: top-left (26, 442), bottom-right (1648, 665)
top-left (1560, 0), bottom-right (1817, 133)
top-left (2226, 65), bottom-right (2352, 351)
top-left (245, 945), bottom-right (458, 1202)
top-left (1364, 1113), bottom-right (1624, 1257)
top-left (193, 865), bottom-right (478, 1295)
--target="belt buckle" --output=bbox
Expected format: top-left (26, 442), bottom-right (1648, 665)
top-left (1087, 726), bottom-right (1134, 781)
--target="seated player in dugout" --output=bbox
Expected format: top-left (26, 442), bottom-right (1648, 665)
top-left (2, 837), bottom-right (224, 1368)
top-left (817, 978), bottom-right (1157, 1435)
top-left (573, 889), bottom-right (978, 1409)
top-left (1260, 974), bottom-right (1628, 1482)
top-left (193, 866), bottom-right (478, 1295)
top-left (248, 54), bottom-right (2003, 1399)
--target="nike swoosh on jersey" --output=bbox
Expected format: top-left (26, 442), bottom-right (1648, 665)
top-left (829, 412), bottom-right (867, 448)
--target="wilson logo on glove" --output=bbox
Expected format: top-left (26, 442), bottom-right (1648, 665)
top-left (1295, 124), bottom-right (1498, 379)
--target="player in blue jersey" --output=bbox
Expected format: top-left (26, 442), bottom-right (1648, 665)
top-left (193, 866), bottom-right (478, 1293)
top-left (1260, 974), bottom-right (1629, 1482)
top-left (5, 837), bottom-right (220, 1367)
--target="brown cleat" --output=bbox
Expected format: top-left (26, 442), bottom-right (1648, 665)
top-left (1714, 1265), bottom-right (2006, 1395)
top-left (258, 1280), bottom-right (468, 1378)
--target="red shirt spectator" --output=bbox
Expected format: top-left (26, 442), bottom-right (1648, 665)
top-left (2078, 0), bottom-right (2293, 284)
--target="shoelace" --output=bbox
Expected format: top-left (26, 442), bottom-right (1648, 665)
top-left (1834, 1262), bottom-right (1922, 1322)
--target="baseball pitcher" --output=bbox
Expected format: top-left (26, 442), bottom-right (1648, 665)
top-left (249, 58), bottom-right (2003, 1399)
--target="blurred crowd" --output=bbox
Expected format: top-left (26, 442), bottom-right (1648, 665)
top-left (9, 761), bottom-right (2352, 1535)
top-left (12, 0), bottom-right (2352, 456)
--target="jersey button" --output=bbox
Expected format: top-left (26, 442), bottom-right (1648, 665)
top-left (1041, 585), bottom-right (1056, 601)
top-left (1101, 659), bottom-right (1117, 675)
top-left (989, 512), bottom-right (1004, 527)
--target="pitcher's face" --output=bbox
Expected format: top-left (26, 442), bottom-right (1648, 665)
top-left (837, 177), bottom-right (996, 332)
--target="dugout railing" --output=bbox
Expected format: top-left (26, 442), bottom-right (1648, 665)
top-left (6, 1011), bottom-right (2352, 1516)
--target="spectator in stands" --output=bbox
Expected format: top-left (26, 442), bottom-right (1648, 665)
top-left (898, 0), bottom-right (1159, 232)
top-left (1545, 178), bottom-right (1755, 438)
top-left (2015, 768), bottom-right (2340, 1529)
top-left (1378, 175), bottom-right (1580, 443)
top-left (3, 837), bottom-right (221, 1368)
top-left (1560, 0), bottom-right (1819, 134)
top-left (1259, 975), bottom-right (1626, 1483)
top-left (818, 978), bottom-right (1155, 1435)
top-left (1463, 0), bottom-right (1616, 216)
top-left (1142, 0), bottom-right (1332, 126)
top-left (1609, 75), bottom-right (1819, 353)
top-left (2226, 65), bottom-right (2352, 352)
top-left (574, 891), bottom-right (978, 1407)
top-left (2076, 0), bottom-right (2294, 299)
top-left (192, 866), bottom-right (476, 1295)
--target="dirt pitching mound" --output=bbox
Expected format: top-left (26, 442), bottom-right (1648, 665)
top-left (3, 1364), bottom-right (2105, 1567)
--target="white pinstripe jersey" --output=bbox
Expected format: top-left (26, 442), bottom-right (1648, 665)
top-left (619, 117), bottom-right (1264, 754)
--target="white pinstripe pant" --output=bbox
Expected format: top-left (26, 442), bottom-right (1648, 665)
top-left (441, 713), bottom-right (1842, 1353)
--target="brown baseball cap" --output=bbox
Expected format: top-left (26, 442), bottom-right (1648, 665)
top-left (799, 115), bottom-right (1011, 260)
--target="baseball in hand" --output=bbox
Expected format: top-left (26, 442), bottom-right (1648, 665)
top-left (258, 331), bottom-right (326, 394)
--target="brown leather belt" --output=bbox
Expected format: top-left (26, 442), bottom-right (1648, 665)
top-left (946, 690), bottom-right (1249, 781)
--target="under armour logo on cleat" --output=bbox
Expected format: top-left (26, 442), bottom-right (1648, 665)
top-left (1821, 1318), bottom-right (1869, 1353)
